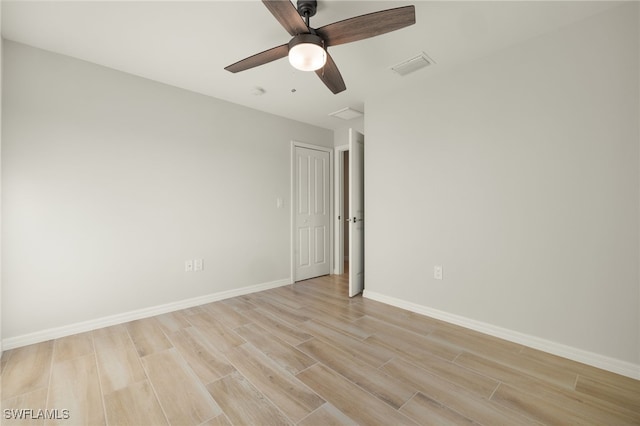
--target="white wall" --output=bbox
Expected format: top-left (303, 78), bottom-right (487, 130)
top-left (333, 116), bottom-right (364, 148)
top-left (1, 41), bottom-right (332, 342)
top-left (365, 3), bottom-right (639, 372)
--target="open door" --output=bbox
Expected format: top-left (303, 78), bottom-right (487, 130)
top-left (349, 130), bottom-right (365, 296)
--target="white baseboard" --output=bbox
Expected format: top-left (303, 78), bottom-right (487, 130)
top-left (363, 290), bottom-right (640, 380)
top-left (2, 278), bottom-right (292, 350)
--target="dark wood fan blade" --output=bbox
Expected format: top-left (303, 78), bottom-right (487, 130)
top-left (262, 0), bottom-right (308, 36)
top-left (315, 52), bottom-right (346, 94)
top-left (316, 5), bottom-right (415, 47)
top-left (225, 44), bottom-right (289, 73)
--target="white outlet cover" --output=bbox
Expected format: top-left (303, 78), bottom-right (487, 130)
top-left (194, 258), bottom-right (204, 271)
top-left (434, 265), bottom-right (443, 280)
top-left (185, 260), bottom-right (194, 272)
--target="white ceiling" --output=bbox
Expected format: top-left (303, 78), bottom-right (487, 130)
top-left (1, 1), bottom-right (621, 130)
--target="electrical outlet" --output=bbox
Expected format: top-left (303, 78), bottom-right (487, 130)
top-left (185, 260), bottom-right (194, 272)
top-left (434, 265), bottom-right (443, 280)
top-left (194, 258), bottom-right (204, 271)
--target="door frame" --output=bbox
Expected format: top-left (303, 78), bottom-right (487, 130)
top-left (334, 143), bottom-right (349, 275)
top-left (290, 141), bottom-right (334, 283)
top-left (347, 129), bottom-right (365, 296)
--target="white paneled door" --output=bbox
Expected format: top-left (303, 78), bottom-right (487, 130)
top-left (349, 130), bottom-right (365, 297)
top-left (295, 146), bottom-right (331, 281)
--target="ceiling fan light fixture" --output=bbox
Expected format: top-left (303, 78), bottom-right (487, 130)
top-left (225, 2), bottom-right (416, 94)
top-left (288, 34), bottom-right (326, 72)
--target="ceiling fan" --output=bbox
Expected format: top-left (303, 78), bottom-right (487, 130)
top-left (224, 0), bottom-right (416, 94)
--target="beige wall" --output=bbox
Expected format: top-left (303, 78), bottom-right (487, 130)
top-left (365, 3), bottom-right (639, 371)
top-left (1, 41), bottom-right (332, 342)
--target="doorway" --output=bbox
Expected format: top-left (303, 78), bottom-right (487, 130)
top-left (343, 151), bottom-right (349, 275)
top-left (335, 129), bottom-right (364, 297)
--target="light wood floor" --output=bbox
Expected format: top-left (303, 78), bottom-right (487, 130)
top-left (2, 273), bottom-right (639, 425)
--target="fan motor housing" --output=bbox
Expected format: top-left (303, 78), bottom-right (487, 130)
top-left (297, 0), bottom-right (318, 18)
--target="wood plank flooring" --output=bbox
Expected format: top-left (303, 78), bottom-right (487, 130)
top-left (2, 273), bottom-right (639, 425)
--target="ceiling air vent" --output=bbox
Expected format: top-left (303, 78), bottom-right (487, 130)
top-left (391, 53), bottom-right (434, 76)
top-left (329, 107), bottom-right (364, 120)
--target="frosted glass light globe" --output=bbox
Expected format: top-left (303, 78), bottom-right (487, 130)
top-left (288, 35), bottom-right (327, 72)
